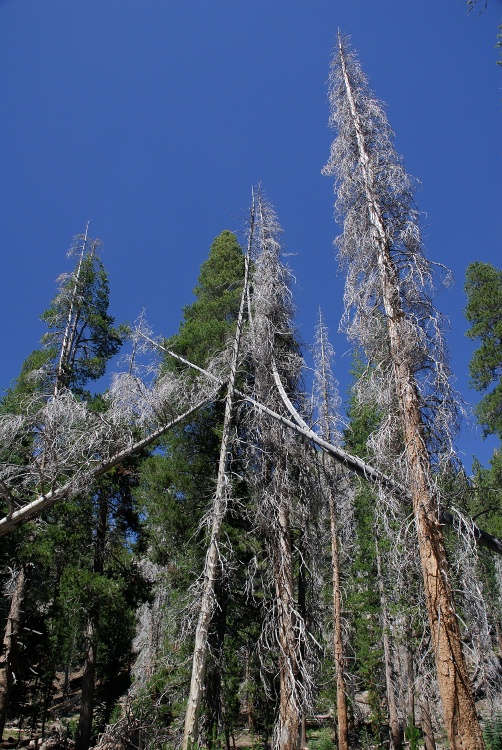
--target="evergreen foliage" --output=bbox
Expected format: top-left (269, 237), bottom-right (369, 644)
top-left (168, 229), bottom-right (245, 368)
top-left (484, 713), bottom-right (502, 750)
top-left (465, 261), bottom-right (502, 438)
top-left (41, 235), bottom-right (123, 395)
top-left (0, 235), bottom-right (144, 750)
top-left (342, 370), bottom-right (386, 738)
top-left (135, 230), bottom-right (254, 747)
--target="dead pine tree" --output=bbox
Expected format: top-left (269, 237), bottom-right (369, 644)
top-left (323, 33), bottom-right (485, 750)
top-left (181, 204), bottom-right (255, 750)
top-left (244, 192), bottom-right (312, 750)
top-left (448, 509), bottom-right (502, 715)
top-left (312, 311), bottom-right (350, 750)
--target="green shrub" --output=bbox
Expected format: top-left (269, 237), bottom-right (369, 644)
top-left (484, 714), bottom-right (502, 750)
top-left (404, 720), bottom-right (422, 750)
top-left (309, 728), bottom-right (335, 750)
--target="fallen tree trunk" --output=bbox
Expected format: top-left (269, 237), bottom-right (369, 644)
top-left (0, 400), bottom-right (208, 536)
top-left (2, 350), bottom-right (501, 560)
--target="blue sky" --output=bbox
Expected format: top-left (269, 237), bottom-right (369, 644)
top-left (1, 0), bottom-right (500, 471)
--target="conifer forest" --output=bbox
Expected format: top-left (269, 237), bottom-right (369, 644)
top-left (1, 6), bottom-right (501, 750)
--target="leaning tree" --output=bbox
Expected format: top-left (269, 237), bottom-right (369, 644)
top-left (323, 32), bottom-right (485, 750)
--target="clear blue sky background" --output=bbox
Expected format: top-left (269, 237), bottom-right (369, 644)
top-left (1, 0), bottom-right (500, 472)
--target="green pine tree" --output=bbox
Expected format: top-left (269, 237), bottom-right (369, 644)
top-left (465, 261), bottom-right (502, 439)
top-left (137, 230), bottom-right (260, 748)
top-left (0, 231), bottom-right (143, 748)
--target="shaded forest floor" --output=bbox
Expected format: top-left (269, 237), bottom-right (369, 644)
top-left (3, 682), bottom-right (501, 750)
top-left (2, 670), bottom-right (84, 750)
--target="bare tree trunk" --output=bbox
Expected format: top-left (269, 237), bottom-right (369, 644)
top-left (75, 612), bottom-right (99, 750)
top-left (300, 717), bottom-right (306, 750)
top-left (182, 208), bottom-right (254, 750)
top-left (327, 489), bottom-right (349, 750)
top-left (275, 496), bottom-right (300, 750)
top-left (297, 535), bottom-right (308, 750)
top-left (249, 194), bottom-right (306, 750)
top-left (0, 565), bottom-right (27, 738)
top-left (183, 549), bottom-right (220, 749)
top-left (54, 227), bottom-right (87, 396)
top-left (203, 577), bottom-right (228, 748)
top-left (404, 622), bottom-right (415, 729)
top-left (375, 539), bottom-right (403, 750)
top-left (419, 692), bottom-right (436, 750)
top-left (394, 360), bottom-right (482, 748)
top-left (336, 39), bottom-right (485, 750)
top-left (75, 493), bottom-right (108, 750)
top-left (312, 312), bottom-right (350, 750)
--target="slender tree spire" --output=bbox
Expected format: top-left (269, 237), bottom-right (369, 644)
top-left (54, 223), bottom-right (91, 395)
top-left (312, 311), bottom-right (350, 750)
top-left (324, 32), bottom-right (484, 750)
top-left (245, 191), bottom-right (311, 750)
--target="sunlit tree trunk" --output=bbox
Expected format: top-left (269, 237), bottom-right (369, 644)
top-left (324, 33), bottom-right (485, 749)
top-left (385, 270), bottom-right (482, 750)
top-left (202, 576), bottom-right (228, 747)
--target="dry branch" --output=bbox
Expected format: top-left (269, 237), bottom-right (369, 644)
top-left (141, 339), bottom-right (502, 559)
top-left (0, 398), bottom-right (209, 537)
